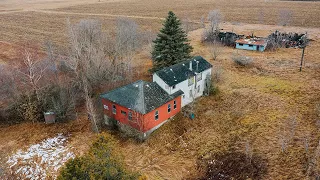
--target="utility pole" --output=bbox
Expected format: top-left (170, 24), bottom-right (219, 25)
top-left (299, 32), bottom-right (308, 72)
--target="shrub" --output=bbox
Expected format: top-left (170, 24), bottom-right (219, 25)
top-left (58, 133), bottom-right (139, 180)
top-left (16, 93), bottom-right (44, 123)
top-left (198, 151), bottom-right (267, 180)
top-left (232, 55), bottom-right (253, 66)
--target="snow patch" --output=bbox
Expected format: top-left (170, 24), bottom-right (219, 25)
top-left (6, 133), bottom-right (75, 179)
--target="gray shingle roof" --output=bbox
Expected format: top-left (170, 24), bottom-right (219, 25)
top-left (100, 80), bottom-right (183, 114)
top-left (155, 56), bottom-right (212, 86)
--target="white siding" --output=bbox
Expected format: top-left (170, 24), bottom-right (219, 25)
top-left (153, 68), bottom-right (212, 107)
top-left (153, 73), bottom-right (170, 94)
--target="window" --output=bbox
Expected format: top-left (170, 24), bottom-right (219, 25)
top-left (197, 85), bottom-right (200, 93)
top-left (174, 100), bottom-right (177, 109)
top-left (189, 90), bottom-right (193, 98)
top-left (188, 76), bottom-right (194, 86)
top-left (172, 85), bottom-right (176, 89)
top-left (239, 43), bottom-right (243, 46)
top-left (155, 110), bottom-right (159, 120)
top-left (112, 105), bottom-right (116, 114)
top-left (249, 44), bottom-right (253, 47)
top-left (168, 104), bottom-right (171, 113)
top-left (121, 110), bottom-right (126, 116)
top-left (128, 112), bottom-right (132, 120)
top-left (196, 73), bottom-right (202, 82)
top-left (103, 105), bottom-right (109, 110)
top-left (183, 95), bottom-right (185, 99)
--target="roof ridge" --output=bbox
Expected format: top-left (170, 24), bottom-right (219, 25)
top-left (100, 80), bottom-right (145, 97)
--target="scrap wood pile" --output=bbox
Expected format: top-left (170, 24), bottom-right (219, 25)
top-left (267, 30), bottom-right (308, 49)
top-left (202, 30), bottom-right (244, 47)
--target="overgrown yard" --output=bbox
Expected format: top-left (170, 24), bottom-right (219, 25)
top-left (1, 26), bottom-right (320, 179)
top-left (1, 0), bottom-right (320, 179)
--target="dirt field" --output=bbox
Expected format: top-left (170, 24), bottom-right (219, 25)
top-left (1, 0), bottom-right (320, 179)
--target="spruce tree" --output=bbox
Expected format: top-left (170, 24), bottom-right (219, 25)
top-left (151, 11), bottom-right (193, 72)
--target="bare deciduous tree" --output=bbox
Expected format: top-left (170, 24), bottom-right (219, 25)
top-left (67, 19), bottom-right (109, 132)
top-left (208, 10), bottom-right (222, 33)
top-left (182, 15), bottom-right (193, 34)
top-left (209, 41), bottom-right (223, 61)
top-left (18, 48), bottom-right (48, 100)
top-left (202, 10), bottom-right (223, 42)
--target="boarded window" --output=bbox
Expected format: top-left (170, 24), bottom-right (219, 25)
top-left (168, 104), bottom-right (171, 113)
top-left (155, 110), bottom-right (159, 120)
top-left (112, 105), bottom-right (116, 114)
top-left (174, 100), bottom-right (177, 109)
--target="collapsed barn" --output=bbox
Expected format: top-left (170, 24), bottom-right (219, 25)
top-left (266, 31), bottom-right (308, 50)
top-left (202, 30), bottom-right (244, 47)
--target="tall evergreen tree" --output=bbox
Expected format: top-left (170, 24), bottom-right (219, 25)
top-left (151, 11), bottom-right (193, 72)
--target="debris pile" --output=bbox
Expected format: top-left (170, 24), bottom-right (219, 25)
top-left (6, 133), bottom-right (75, 179)
top-left (267, 30), bottom-right (308, 49)
top-left (202, 30), bottom-right (244, 47)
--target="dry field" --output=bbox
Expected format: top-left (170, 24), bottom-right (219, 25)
top-left (1, 0), bottom-right (320, 179)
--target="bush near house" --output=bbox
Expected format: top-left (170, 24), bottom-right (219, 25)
top-left (58, 133), bottom-right (140, 180)
top-left (232, 55), bottom-right (253, 67)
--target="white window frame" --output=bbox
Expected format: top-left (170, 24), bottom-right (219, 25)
top-left (155, 110), bottom-right (159, 120)
top-left (188, 76), bottom-right (194, 86)
top-left (112, 104), bottom-right (116, 114)
top-left (174, 100), bottom-right (177, 109)
top-left (128, 112), bottom-right (132, 121)
top-left (196, 73), bottom-right (202, 82)
top-left (168, 104), bottom-right (171, 113)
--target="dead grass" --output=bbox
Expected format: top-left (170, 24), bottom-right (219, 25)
top-left (0, 0), bottom-right (320, 179)
top-left (54, 0), bottom-right (320, 28)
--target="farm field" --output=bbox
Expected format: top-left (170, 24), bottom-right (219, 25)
top-left (1, 0), bottom-right (320, 179)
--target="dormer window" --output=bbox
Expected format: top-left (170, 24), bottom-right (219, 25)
top-left (172, 85), bottom-right (176, 89)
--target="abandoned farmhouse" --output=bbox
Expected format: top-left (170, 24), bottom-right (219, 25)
top-left (101, 56), bottom-right (212, 139)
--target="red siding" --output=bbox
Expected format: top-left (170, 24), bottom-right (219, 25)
top-left (142, 96), bottom-right (181, 132)
top-left (101, 96), bottom-right (181, 133)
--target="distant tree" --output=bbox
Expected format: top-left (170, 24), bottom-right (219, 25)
top-left (209, 41), bottom-right (223, 61)
top-left (151, 11), bottom-right (193, 72)
top-left (202, 10), bottom-right (223, 42)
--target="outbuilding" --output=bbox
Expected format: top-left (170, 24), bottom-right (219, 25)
top-left (235, 38), bottom-right (267, 52)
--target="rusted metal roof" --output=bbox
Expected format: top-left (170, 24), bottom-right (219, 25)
top-left (235, 38), bottom-right (267, 46)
